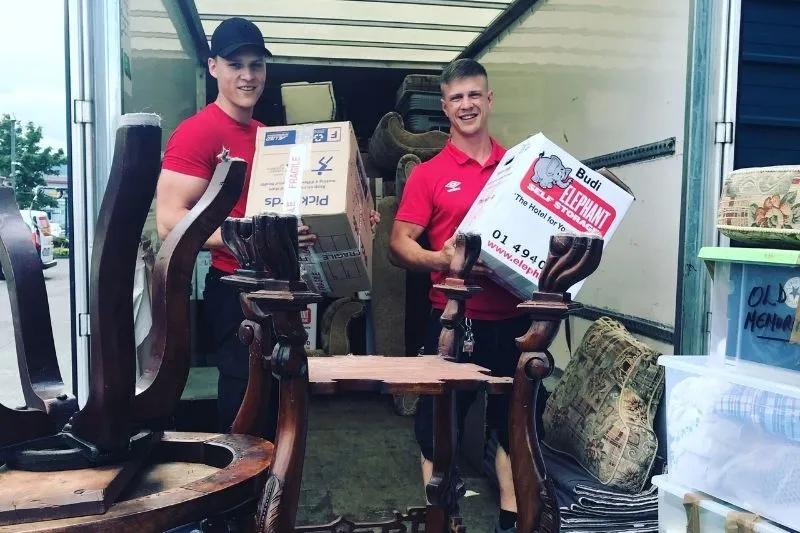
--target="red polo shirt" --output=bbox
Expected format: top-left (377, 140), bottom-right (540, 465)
top-left (161, 102), bottom-right (264, 274)
top-left (395, 139), bottom-right (523, 321)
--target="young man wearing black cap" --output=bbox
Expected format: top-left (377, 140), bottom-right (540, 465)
top-left (155, 17), bottom-right (379, 435)
top-left (155, 17), bottom-right (287, 436)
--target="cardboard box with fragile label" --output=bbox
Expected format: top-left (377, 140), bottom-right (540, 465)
top-left (457, 132), bottom-right (635, 299)
top-left (245, 122), bottom-right (373, 297)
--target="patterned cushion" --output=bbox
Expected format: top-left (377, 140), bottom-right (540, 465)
top-left (542, 317), bottom-right (664, 493)
top-left (716, 165), bottom-right (800, 247)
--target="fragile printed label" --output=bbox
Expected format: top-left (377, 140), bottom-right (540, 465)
top-left (298, 248), bottom-right (332, 294)
top-left (282, 145), bottom-right (308, 216)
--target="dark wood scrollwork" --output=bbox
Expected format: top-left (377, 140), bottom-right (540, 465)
top-left (0, 115), bottom-right (245, 474)
top-left (510, 233), bottom-right (603, 533)
top-left (221, 213), bottom-right (322, 533)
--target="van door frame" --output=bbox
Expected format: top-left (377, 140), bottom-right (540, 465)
top-left (674, 0), bottom-right (739, 356)
top-left (65, 0), bottom-right (122, 405)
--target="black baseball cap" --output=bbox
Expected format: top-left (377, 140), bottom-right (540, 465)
top-left (210, 17), bottom-right (272, 58)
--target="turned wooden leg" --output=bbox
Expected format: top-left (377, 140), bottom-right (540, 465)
top-left (426, 391), bottom-right (464, 533)
top-left (425, 232), bottom-right (482, 533)
top-left (255, 307), bottom-right (311, 533)
top-left (231, 296), bottom-right (274, 437)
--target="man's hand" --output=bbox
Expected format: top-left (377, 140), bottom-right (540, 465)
top-left (369, 209), bottom-right (381, 233)
top-left (438, 233), bottom-right (491, 276)
top-left (437, 234), bottom-right (457, 271)
top-left (298, 224), bottom-right (317, 249)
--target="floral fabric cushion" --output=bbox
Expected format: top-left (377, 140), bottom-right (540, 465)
top-left (717, 165), bottom-right (800, 246)
top-left (542, 317), bottom-right (664, 493)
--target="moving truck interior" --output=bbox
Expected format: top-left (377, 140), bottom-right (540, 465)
top-left (69, 0), bottom-right (695, 404)
top-left (55, 0), bottom-right (800, 528)
top-left (65, 0), bottom-right (800, 480)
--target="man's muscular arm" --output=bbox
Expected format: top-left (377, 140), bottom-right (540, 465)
top-left (156, 168), bottom-right (318, 248)
top-left (389, 220), bottom-right (453, 272)
top-left (155, 169), bottom-right (225, 247)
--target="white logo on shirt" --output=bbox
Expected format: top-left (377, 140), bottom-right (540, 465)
top-left (445, 180), bottom-right (461, 193)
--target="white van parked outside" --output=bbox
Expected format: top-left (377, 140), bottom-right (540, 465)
top-left (0, 209), bottom-right (57, 280)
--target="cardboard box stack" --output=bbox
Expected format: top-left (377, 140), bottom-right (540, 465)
top-left (245, 121), bottom-right (374, 298)
top-left (457, 132), bottom-right (635, 299)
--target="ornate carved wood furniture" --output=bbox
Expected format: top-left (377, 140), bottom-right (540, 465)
top-left (220, 214), bottom-right (514, 533)
top-left (0, 185), bottom-right (76, 446)
top-left (0, 109), bottom-right (607, 532)
top-left (0, 114), bottom-right (274, 531)
top-left (509, 233), bottom-right (604, 533)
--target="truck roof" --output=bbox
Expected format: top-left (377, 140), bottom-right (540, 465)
top-left (130, 0), bottom-right (522, 69)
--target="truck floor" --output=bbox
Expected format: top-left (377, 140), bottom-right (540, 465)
top-left (178, 368), bottom-right (501, 530)
top-left (297, 392), bottom-right (500, 531)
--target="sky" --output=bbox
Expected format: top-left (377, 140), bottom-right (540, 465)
top-left (0, 1), bottom-right (67, 154)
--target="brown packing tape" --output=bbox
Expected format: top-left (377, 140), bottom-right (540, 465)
top-left (725, 511), bottom-right (761, 533)
top-left (683, 492), bottom-right (709, 533)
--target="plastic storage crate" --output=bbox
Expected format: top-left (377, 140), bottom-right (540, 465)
top-left (659, 354), bottom-right (800, 530)
top-left (653, 474), bottom-right (792, 533)
top-left (701, 246), bottom-right (800, 373)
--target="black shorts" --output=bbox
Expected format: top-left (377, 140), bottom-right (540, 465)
top-left (203, 267), bottom-right (279, 439)
top-left (413, 308), bottom-right (531, 461)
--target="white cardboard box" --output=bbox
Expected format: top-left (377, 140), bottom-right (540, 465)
top-left (245, 122), bottom-right (374, 297)
top-left (457, 133), bottom-right (634, 299)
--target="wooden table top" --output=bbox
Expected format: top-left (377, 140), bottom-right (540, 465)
top-left (308, 355), bottom-right (513, 395)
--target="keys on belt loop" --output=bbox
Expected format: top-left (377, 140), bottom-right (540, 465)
top-left (462, 317), bottom-right (475, 354)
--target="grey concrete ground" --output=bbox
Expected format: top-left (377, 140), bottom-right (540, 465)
top-left (0, 259), bottom-right (73, 407)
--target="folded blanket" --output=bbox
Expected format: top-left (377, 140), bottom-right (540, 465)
top-left (541, 444), bottom-right (658, 532)
top-left (715, 384), bottom-right (800, 443)
top-left (561, 523), bottom-right (658, 533)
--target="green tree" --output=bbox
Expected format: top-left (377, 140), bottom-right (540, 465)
top-left (0, 114), bottom-right (66, 209)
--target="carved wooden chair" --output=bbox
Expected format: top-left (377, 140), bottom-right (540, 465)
top-left (503, 234), bottom-right (604, 533)
top-left (215, 211), bottom-right (606, 533)
top-left (0, 109), bottom-right (608, 533)
top-left (0, 113), bottom-right (274, 531)
top-left (503, 231), bottom-right (670, 533)
top-left (217, 214), bottom-right (518, 533)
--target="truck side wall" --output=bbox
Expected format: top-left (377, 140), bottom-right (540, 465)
top-left (476, 0), bottom-right (692, 365)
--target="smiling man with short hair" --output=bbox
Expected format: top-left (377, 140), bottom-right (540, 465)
top-left (155, 17), bottom-right (314, 437)
top-left (389, 58), bottom-right (527, 533)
